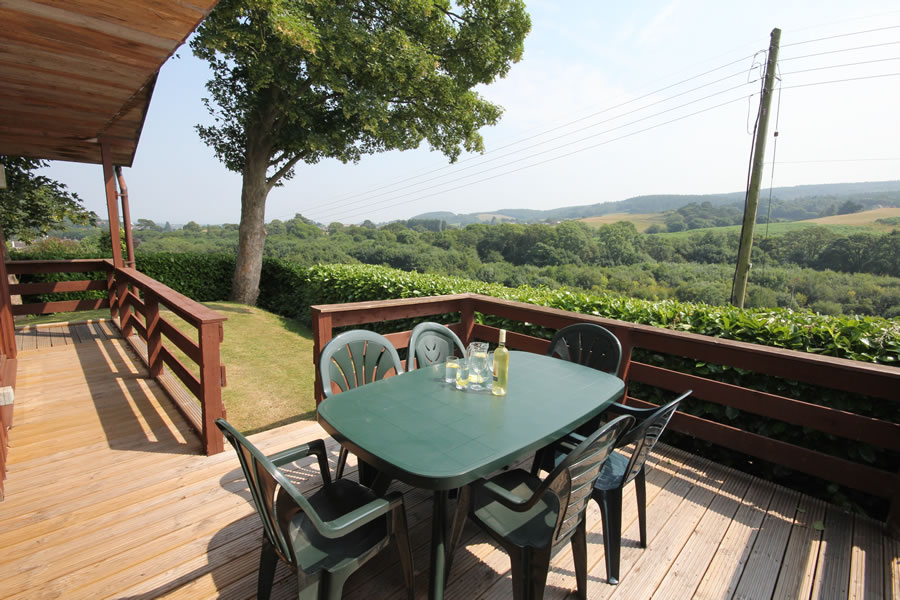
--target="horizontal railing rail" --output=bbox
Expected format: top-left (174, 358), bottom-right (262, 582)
top-left (6, 259), bottom-right (226, 455)
top-left (311, 292), bottom-right (900, 531)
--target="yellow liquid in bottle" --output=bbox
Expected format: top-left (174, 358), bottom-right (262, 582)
top-left (492, 345), bottom-right (509, 396)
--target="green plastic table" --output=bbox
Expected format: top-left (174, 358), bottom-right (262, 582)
top-left (317, 350), bottom-right (625, 600)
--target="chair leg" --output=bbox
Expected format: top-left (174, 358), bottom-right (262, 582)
top-left (296, 569), bottom-right (322, 600)
top-left (507, 545), bottom-right (551, 600)
top-left (571, 517), bottom-right (588, 599)
top-left (596, 487), bottom-right (624, 585)
top-left (335, 447), bottom-right (348, 480)
top-left (323, 569), bottom-right (352, 600)
top-left (635, 466), bottom-right (648, 548)
top-left (393, 506), bottom-right (416, 600)
top-left (257, 537), bottom-right (278, 600)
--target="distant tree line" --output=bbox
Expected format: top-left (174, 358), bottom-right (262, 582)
top-left (20, 215), bottom-right (900, 318)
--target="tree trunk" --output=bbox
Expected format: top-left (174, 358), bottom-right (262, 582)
top-left (231, 141), bottom-right (271, 305)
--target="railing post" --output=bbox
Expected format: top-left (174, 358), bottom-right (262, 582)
top-left (460, 296), bottom-right (475, 346)
top-left (198, 320), bottom-right (225, 455)
top-left (116, 273), bottom-right (133, 337)
top-left (889, 469), bottom-right (900, 537)
top-left (616, 328), bottom-right (634, 401)
top-left (145, 291), bottom-right (162, 378)
top-left (312, 307), bottom-right (332, 405)
top-left (106, 268), bottom-right (118, 322)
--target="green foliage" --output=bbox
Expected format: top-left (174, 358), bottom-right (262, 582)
top-left (0, 156), bottom-right (95, 242)
top-left (135, 253), bottom-right (234, 301)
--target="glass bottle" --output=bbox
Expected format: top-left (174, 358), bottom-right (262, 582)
top-left (492, 329), bottom-right (509, 396)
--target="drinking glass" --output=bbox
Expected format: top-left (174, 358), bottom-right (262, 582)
top-left (455, 358), bottom-right (470, 390)
top-left (444, 355), bottom-right (460, 384)
top-left (466, 342), bottom-right (490, 391)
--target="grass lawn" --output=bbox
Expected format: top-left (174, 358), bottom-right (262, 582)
top-left (580, 212), bottom-right (666, 232)
top-left (17, 302), bottom-right (316, 434)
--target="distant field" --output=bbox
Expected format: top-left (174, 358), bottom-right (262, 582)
top-left (581, 212), bottom-right (666, 232)
top-left (804, 206), bottom-right (900, 230)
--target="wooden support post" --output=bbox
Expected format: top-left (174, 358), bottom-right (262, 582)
top-left (616, 329), bottom-right (634, 401)
top-left (145, 292), bottom-right (162, 378)
top-left (115, 166), bottom-right (136, 268)
top-left (100, 140), bottom-right (124, 269)
top-left (106, 269), bottom-right (118, 321)
top-left (460, 297), bottom-right (475, 346)
top-left (0, 225), bottom-right (17, 360)
top-left (312, 308), bottom-right (332, 405)
top-left (199, 321), bottom-right (225, 455)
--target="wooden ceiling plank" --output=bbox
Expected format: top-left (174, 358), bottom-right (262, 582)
top-left (24, 0), bottom-right (203, 41)
top-left (0, 41), bottom-right (149, 88)
top-left (0, 81), bottom-right (127, 111)
top-left (0, 12), bottom-right (166, 70)
top-left (0, 65), bottom-right (140, 98)
top-left (9, 1), bottom-right (181, 49)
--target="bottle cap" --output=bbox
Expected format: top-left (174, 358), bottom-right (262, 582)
top-left (498, 329), bottom-right (506, 344)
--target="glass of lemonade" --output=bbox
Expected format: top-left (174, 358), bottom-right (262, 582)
top-left (455, 358), bottom-right (469, 390)
top-left (444, 355), bottom-right (460, 384)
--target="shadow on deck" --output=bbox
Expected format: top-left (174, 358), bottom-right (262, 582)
top-left (1, 328), bottom-right (896, 599)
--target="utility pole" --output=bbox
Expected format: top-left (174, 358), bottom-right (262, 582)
top-left (731, 28), bottom-right (781, 308)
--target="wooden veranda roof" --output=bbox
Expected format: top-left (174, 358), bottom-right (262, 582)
top-left (0, 0), bottom-right (220, 167)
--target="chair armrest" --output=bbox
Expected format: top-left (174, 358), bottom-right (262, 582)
top-left (606, 402), bottom-right (657, 418)
top-left (477, 479), bottom-right (536, 512)
top-left (319, 491), bottom-right (405, 538)
top-left (271, 439), bottom-right (332, 486)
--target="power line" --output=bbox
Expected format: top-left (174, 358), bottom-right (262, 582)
top-left (779, 40), bottom-right (900, 63)
top-left (779, 71), bottom-right (900, 91)
top-left (315, 95), bottom-right (750, 223)
top-left (275, 53), bottom-right (762, 222)
top-left (780, 56), bottom-right (900, 76)
top-left (780, 24), bottom-right (900, 48)
top-left (308, 70), bottom-right (760, 220)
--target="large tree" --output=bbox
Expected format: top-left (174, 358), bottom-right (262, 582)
top-left (0, 156), bottom-right (95, 244)
top-left (191, 0), bottom-right (530, 304)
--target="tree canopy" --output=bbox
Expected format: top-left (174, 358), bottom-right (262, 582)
top-left (0, 156), bottom-right (95, 243)
top-left (191, 0), bottom-right (531, 304)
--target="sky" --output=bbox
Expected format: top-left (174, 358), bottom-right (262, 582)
top-left (41, 1), bottom-right (900, 226)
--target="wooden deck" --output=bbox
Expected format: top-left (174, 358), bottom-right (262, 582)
top-left (1, 326), bottom-right (897, 599)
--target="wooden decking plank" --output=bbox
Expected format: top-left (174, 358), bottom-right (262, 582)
top-left (649, 464), bottom-right (753, 600)
top-left (848, 514), bottom-right (884, 599)
top-left (810, 504), bottom-right (854, 599)
top-left (691, 473), bottom-right (776, 600)
top-left (772, 494), bottom-right (828, 600)
top-left (731, 485), bottom-right (800, 599)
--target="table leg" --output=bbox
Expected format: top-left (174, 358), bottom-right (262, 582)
top-left (429, 490), bottom-right (449, 600)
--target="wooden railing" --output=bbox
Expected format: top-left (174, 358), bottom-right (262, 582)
top-left (6, 259), bottom-right (227, 455)
top-left (311, 293), bottom-right (900, 531)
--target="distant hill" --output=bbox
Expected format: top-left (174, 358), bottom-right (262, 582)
top-left (413, 180), bottom-right (900, 225)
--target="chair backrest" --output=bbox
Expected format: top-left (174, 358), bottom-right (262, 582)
top-left (546, 323), bottom-right (622, 376)
top-left (320, 330), bottom-right (403, 398)
top-left (619, 390), bottom-right (691, 486)
top-left (406, 322), bottom-right (466, 370)
top-left (538, 415), bottom-right (634, 547)
top-left (216, 418), bottom-right (314, 568)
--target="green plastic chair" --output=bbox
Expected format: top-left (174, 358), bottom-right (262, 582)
top-left (406, 322), bottom-right (466, 370)
top-left (531, 323), bottom-right (624, 476)
top-left (216, 419), bottom-right (415, 600)
top-left (447, 414), bottom-right (634, 600)
top-left (590, 390), bottom-right (690, 584)
top-left (545, 323), bottom-right (622, 376)
top-left (319, 330), bottom-right (403, 481)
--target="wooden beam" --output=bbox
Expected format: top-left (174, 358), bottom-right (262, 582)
top-left (100, 140), bottom-right (123, 268)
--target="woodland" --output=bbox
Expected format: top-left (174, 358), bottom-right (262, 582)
top-left (31, 210), bottom-right (900, 319)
